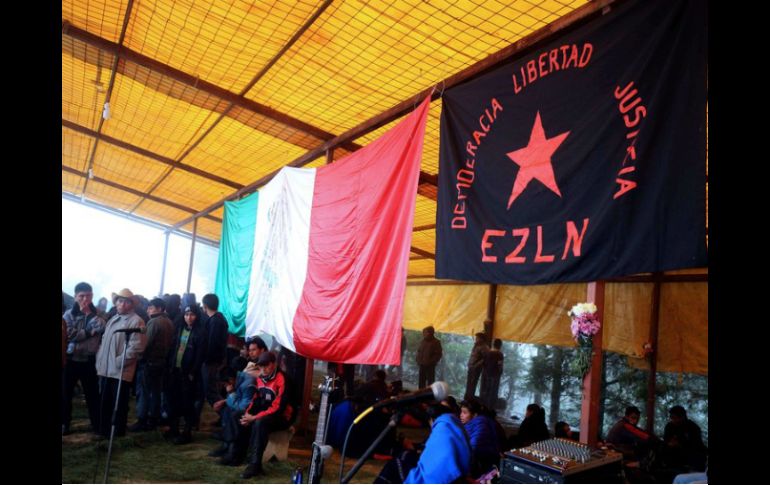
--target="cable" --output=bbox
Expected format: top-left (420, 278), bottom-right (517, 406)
top-left (337, 419), bottom-right (357, 483)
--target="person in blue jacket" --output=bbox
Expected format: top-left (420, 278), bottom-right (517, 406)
top-left (404, 403), bottom-right (472, 484)
top-left (460, 397), bottom-right (501, 475)
top-left (208, 337), bottom-right (267, 462)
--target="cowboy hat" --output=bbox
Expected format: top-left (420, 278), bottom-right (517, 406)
top-left (112, 288), bottom-right (139, 305)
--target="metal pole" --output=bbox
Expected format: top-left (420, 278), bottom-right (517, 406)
top-left (103, 336), bottom-right (132, 483)
top-left (341, 412), bottom-right (400, 483)
top-left (185, 218), bottom-right (198, 293)
top-left (159, 230), bottom-right (170, 295)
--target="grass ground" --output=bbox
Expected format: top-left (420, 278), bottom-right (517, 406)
top-left (62, 371), bottom-right (430, 483)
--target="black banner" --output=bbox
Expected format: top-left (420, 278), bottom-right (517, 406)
top-left (436, 0), bottom-right (707, 284)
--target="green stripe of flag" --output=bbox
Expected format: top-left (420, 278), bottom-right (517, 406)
top-left (215, 191), bottom-right (258, 337)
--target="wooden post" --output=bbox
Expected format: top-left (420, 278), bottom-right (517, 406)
top-left (185, 218), bottom-right (197, 293)
top-left (299, 358), bottom-right (314, 439)
top-left (484, 284), bottom-right (497, 339)
top-left (645, 273), bottom-right (662, 433)
top-left (580, 281), bottom-right (605, 447)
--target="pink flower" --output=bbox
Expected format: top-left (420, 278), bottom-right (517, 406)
top-left (568, 302), bottom-right (601, 376)
top-left (568, 302), bottom-right (601, 342)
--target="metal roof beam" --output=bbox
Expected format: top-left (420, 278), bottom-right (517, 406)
top-left (62, 23), bottom-right (440, 198)
top-left (63, 119), bottom-right (243, 190)
top-left (132, 0), bottom-right (334, 214)
top-left (410, 246), bottom-right (435, 260)
top-left (413, 224), bottom-right (436, 232)
top-left (80, 0), bottom-right (135, 198)
top-left (61, 19), bottom-right (362, 154)
top-left (169, 0), bottom-right (615, 230)
top-left (606, 273), bottom-right (708, 283)
top-left (61, 192), bottom-right (220, 248)
top-left (62, 165), bottom-right (222, 224)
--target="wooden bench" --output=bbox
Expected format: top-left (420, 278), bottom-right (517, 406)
top-left (262, 426), bottom-right (295, 464)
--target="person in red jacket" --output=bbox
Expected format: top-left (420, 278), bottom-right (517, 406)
top-left (606, 406), bottom-right (657, 460)
top-left (238, 351), bottom-right (294, 478)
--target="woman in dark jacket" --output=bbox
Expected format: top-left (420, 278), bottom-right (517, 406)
top-left (508, 403), bottom-right (550, 448)
top-left (165, 305), bottom-right (207, 444)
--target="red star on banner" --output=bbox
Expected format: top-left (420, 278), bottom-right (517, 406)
top-left (506, 111), bottom-right (570, 209)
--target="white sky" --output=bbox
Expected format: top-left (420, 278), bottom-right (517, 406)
top-left (61, 197), bottom-right (219, 303)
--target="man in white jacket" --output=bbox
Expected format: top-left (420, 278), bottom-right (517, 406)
top-left (95, 288), bottom-right (146, 438)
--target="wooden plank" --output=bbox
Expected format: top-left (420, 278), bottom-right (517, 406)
top-left (645, 274), bottom-right (662, 433)
top-left (299, 359), bottom-right (314, 439)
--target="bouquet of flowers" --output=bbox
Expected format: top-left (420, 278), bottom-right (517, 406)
top-left (568, 302), bottom-right (601, 377)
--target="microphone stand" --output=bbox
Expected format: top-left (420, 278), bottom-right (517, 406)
top-left (103, 335), bottom-right (132, 484)
top-left (340, 409), bottom-right (402, 484)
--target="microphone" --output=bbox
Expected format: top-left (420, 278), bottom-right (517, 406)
top-left (114, 327), bottom-right (145, 334)
top-left (372, 381), bottom-right (449, 409)
top-left (353, 381), bottom-right (449, 424)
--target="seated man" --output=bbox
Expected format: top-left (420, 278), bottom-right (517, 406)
top-left (605, 406), bottom-right (657, 462)
top-left (363, 369), bottom-right (389, 404)
top-left (238, 351), bottom-right (295, 479)
top-left (660, 406), bottom-right (707, 476)
top-left (209, 337), bottom-right (267, 461)
top-left (554, 421), bottom-right (576, 440)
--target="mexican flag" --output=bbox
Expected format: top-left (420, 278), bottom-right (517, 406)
top-left (216, 97), bottom-right (430, 364)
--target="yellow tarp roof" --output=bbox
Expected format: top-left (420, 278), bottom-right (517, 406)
top-left (62, 0), bottom-right (589, 253)
top-left (62, 1), bottom-right (707, 370)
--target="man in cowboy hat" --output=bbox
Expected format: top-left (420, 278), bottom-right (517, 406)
top-left (95, 288), bottom-right (146, 437)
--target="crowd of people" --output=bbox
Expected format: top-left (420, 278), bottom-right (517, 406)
top-left (61, 282), bottom-right (303, 478)
top-left (63, 283), bottom-right (707, 483)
